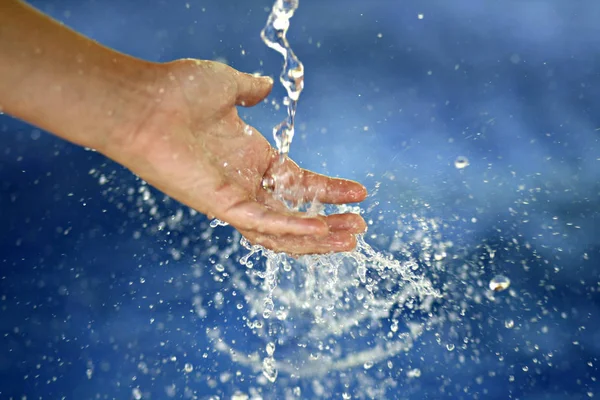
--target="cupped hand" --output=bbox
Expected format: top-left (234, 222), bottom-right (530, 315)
top-left (105, 59), bottom-right (367, 254)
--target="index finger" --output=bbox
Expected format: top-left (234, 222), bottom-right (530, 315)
top-left (269, 156), bottom-right (368, 204)
top-left (299, 169), bottom-right (368, 204)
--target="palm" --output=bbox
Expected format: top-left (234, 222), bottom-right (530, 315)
top-left (111, 59), bottom-right (367, 254)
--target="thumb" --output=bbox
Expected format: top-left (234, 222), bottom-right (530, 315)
top-left (235, 73), bottom-right (273, 107)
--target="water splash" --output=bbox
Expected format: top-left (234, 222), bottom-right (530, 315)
top-left (254, 0), bottom-right (445, 383)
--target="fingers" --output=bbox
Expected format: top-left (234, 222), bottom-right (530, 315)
top-left (234, 73), bottom-right (274, 107)
top-left (237, 213), bottom-right (365, 255)
top-left (240, 229), bottom-right (358, 255)
top-left (212, 182), bottom-right (329, 237)
top-left (267, 157), bottom-right (368, 204)
top-left (210, 180), bottom-right (365, 254)
top-left (324, 213), bottom-right (367, 233)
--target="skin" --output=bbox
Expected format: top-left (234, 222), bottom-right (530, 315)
top-left (0, 0), bottom-right (368, 255)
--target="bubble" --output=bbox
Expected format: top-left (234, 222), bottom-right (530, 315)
top-left (454, 156), bottom-right (470, 169)
top-left (489, 275), bottom-right (511, 292)
top-left (510, 53), bottom-right (521, 64)
top-left (505, 319), bottom-right (515, 329)
top-left (184, 363), bottom-right (193, 373)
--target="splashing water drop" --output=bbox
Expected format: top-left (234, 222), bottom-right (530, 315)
top-left (454, 156), bottom-right (470, 169)
top-left (489, 275), bottom-right (511, 292)
top-left (262, 355), bottom-right (278, 383)
top-left (209, 218), bottom-right (229, 228)
top-left (261, 175), bottom-right (276, 192)
top-left (132, 388), bottom-right (142, 400)
top-left (266, 342), bottom-right (276, 356)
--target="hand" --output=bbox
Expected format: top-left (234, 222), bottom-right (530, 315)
top-left (104, 59), bottom-right (368, 254)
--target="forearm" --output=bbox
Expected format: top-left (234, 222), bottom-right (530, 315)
top-left (0, 0), bottom-right (159, 151)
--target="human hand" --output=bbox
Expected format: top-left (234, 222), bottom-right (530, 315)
top-left (104, 59), bottom-right (367, 254)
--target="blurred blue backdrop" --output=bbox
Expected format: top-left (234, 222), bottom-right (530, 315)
top-left (1, 0), bottom-right (600, 399)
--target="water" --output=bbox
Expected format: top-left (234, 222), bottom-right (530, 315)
top-left (236, 1), bottom-right (445, 383)
top-left (454, 155), bottom-right (469, 169)
top-left (85, 7), bottom-right (598, 395)
top-left (489, 274), bottom-right (510, 292)
top-left (260, 0), bottom-right (304, 157)
top-left (3, 1), bottom-right (600, 399)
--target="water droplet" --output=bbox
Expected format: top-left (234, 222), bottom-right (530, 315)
top-left (454, 156), bottom-right (470, 169)
top-left (262, 356), bottom-right (278, 383)
top-left (184, 363), bottom-right (193, 373)
top-left (261, 175), bottom-right (276, 192)
top-left (489, 275), bottom-right (511, 292)
top-left (210, 218), bottom-right (228, 228)
top-left (446, 343), bottom-right (455, 351)
top-left (505, 319), bottom-right (515, 329)
top-left (231, 392), bottom-right (249, 400)
top-left (407, 368), bottom-right (421, 378)
top-left (132, 388), bottom-right (142, 400)
top-left (266, 342), bottom-right (276, 356)
top-left (263, 298), bottom-right (274, 319)
top-left (363, 361), bottom-right (374, 370)
top-left (243, 125), bottom-right (253, 136)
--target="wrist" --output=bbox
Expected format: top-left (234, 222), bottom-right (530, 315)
top-left (81, 57), bottom-right (163, 155)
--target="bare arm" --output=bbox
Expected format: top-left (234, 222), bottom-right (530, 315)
top-left (0, 0), bottom-right (157, 152)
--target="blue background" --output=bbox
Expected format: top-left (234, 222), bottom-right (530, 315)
top-left (1, 0), bottom-right (600, 399)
